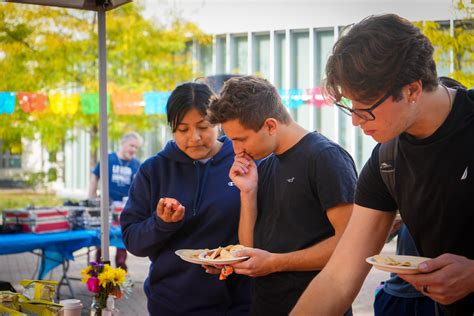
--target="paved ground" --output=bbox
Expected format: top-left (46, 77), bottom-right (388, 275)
top-left (0, 240), bottom-right (396, 315)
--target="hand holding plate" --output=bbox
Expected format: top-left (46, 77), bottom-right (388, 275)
top-left (398, 253), bottom-right (474, 305)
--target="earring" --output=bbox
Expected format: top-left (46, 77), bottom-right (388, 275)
top-left (410, 100), bottom-right (416, 104)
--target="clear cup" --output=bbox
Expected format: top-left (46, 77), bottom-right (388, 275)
top-left (60, 299), bottom-right (83, 316)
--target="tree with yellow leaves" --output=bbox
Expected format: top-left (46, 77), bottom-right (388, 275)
top-left (0, 2), bottom-right (210, 186)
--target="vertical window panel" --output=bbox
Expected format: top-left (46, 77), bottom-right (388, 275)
top-left (314, 30), bottom-right (334, 133)
top-left (216, 36), bottom-right (227, 74)
top-left (274, 32), bottom-right (286, 89)
top-left (198, 44), bottom-right (213, 76)
top-left (232, 35), bottom-right (248, 74)
top-left (254, 33), bottom-right (270, 79)
top-left (291, 31), bottom-right (310, 89)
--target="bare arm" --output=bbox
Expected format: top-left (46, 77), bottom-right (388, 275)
top-left (238, 191), bottom-right (257, 247)
top-left (291, 205), bottom-right (395, 316)
top-left (229, 154), bottom-right (258, 247)
top-left (88, 174), bottom-right (99, 198)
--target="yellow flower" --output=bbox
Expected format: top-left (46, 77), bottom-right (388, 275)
top-left (113, 268), bottom-right (126, 286)
top-left (97, 266), bottom-right (126, 288)
top-left (98, 270), bottom-right (115, 288)
top-left (80, 265), bottom-right (93, 283)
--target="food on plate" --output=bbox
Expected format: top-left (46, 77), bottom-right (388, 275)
top-left (204, 244), bottom-right (246, 260)
top-left (202, 245), bottom-right (248, 281)
top-left (373, 255), bottom-right (413, 267)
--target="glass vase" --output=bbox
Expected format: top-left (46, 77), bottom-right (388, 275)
top-left (90, 295), bottom-right (102, 316)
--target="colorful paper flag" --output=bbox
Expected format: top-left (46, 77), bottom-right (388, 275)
top-left (80, 93), bottom-right (111, 114)
top-left (309, 87), bottom-right (330, 108)
top-left (288, 89), bottom-right (305, 108)
top-left (17, 92), bottom-right (47, 113)
top-left (144, 92), bottom-right (171, 115)
top-left (0, 92), bottom-right (16, 114)
top-left (112, 93), bottom-right (144, 115)
top-left (49, 93), bottom-right (80, 115)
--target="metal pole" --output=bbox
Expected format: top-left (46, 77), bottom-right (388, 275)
top-left (98, 7), bottom-right (110, 262)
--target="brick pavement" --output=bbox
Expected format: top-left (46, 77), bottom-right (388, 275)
top-left (0, 239), bottom-right (396, 315)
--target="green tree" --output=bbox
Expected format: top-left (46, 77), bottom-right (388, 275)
top-left (0, 2), bottom-right (210, 184)
top-left (415, 0), bottom-right (474, 87)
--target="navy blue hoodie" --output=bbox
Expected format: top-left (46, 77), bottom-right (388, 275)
top-left (121, 137), bottom-right (252, 315)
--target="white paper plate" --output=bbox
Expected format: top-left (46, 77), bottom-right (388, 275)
top-left (175, 249), bottom-right (206, 265)
top-left (366, 255), bottom-right (430, 275)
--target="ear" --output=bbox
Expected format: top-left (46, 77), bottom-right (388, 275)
top-left (406, 80), bottom-right (423, 103)
top-left (263, 118), bottom-right (278, 135)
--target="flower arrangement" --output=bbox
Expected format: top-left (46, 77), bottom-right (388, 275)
top-left (81, 262), bottom-right (131, 314)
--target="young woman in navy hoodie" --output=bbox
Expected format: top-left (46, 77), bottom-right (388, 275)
top-left (120, 82), bottom-right (252, 315)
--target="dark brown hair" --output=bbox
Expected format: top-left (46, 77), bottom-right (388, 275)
top-left (166, 82), bottom-right (214, 133)
top-left (207, 76), bottom-right (291, 131)
top-left (324, 14), bottom-right (438, 103)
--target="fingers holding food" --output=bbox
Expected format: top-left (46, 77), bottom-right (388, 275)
top-left (156, 197), bottom-right (185, 222)
top-left (219, 265), bottom-right (234, 280)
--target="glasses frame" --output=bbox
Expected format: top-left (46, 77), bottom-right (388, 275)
top-left (335, 91), bottom-right (392, 121)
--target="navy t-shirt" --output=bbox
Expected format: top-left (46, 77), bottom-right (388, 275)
top-left (253, 131), bottom-right (357, 315)
top-left (93, 152), bottom-right (140, 202)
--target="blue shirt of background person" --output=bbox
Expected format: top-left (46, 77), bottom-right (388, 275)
top-left (88, 132), bottom-right (143, 271)
top-left (90, 134), bottom-right (142, 202)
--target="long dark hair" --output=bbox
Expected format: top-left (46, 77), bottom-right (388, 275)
top-left (166, 82), bottom-right (214, 132)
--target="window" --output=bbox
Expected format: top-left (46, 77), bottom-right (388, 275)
top-left (434, 21), bottom-right (452, 76)
top-left (314, 30), bottom-right (334, 86)
top-left (231, 35), bottom-right (248, 74)
top-left (314, 29), bottom-right (334, 133)
top-left (274, 32), bottom-right (286, 89)
top-left (291, 31), bottom-right (309, 89)
top-left (198, 44), bottom-right (213, 76)
top-left (291, 30), bottom-right (310, 126)
top-left (216, 36), bottom-right (227, 74)
top-left (253, 33), bottom-right (270, 79)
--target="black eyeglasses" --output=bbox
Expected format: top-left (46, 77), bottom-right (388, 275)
top-left (335, 91), bottom-right (392, 121)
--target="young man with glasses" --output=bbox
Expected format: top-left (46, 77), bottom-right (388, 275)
top-left (292, 14), bottom-right (474, 316)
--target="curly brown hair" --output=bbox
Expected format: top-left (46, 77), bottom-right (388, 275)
top-left (324, 14), bottom-right (438, 103)
top-left (207, 76), bottom-right (291, 131)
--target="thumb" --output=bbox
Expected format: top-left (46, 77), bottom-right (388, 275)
top-left (234, 248), bottom-right (253, 258)
top-left (418, 255), bottom-right (448, 273)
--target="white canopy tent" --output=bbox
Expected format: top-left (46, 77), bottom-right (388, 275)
top-left (6, 0), bottom-right (133, 262)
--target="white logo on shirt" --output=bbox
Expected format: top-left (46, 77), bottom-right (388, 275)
top-left (287, 177), bottom-right (295, 183)
top-left (111, 165), bottom-right (132, 186)
top-left (461, 167), bottom-right (468, 180)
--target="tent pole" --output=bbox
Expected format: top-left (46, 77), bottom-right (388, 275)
top-left (98, 6), bottom-right (110, 262)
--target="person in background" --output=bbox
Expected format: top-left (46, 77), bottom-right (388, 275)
top-left (374, 77), bottom-right (466, 316)
top-left (88, 131), bottom-right (143, 270)
top-left (120, 82), bottom-right (252, 315)
top-left (207, 76), bottom-right (357, 316)
top-left (292, 14), bottom-right (474, 316)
